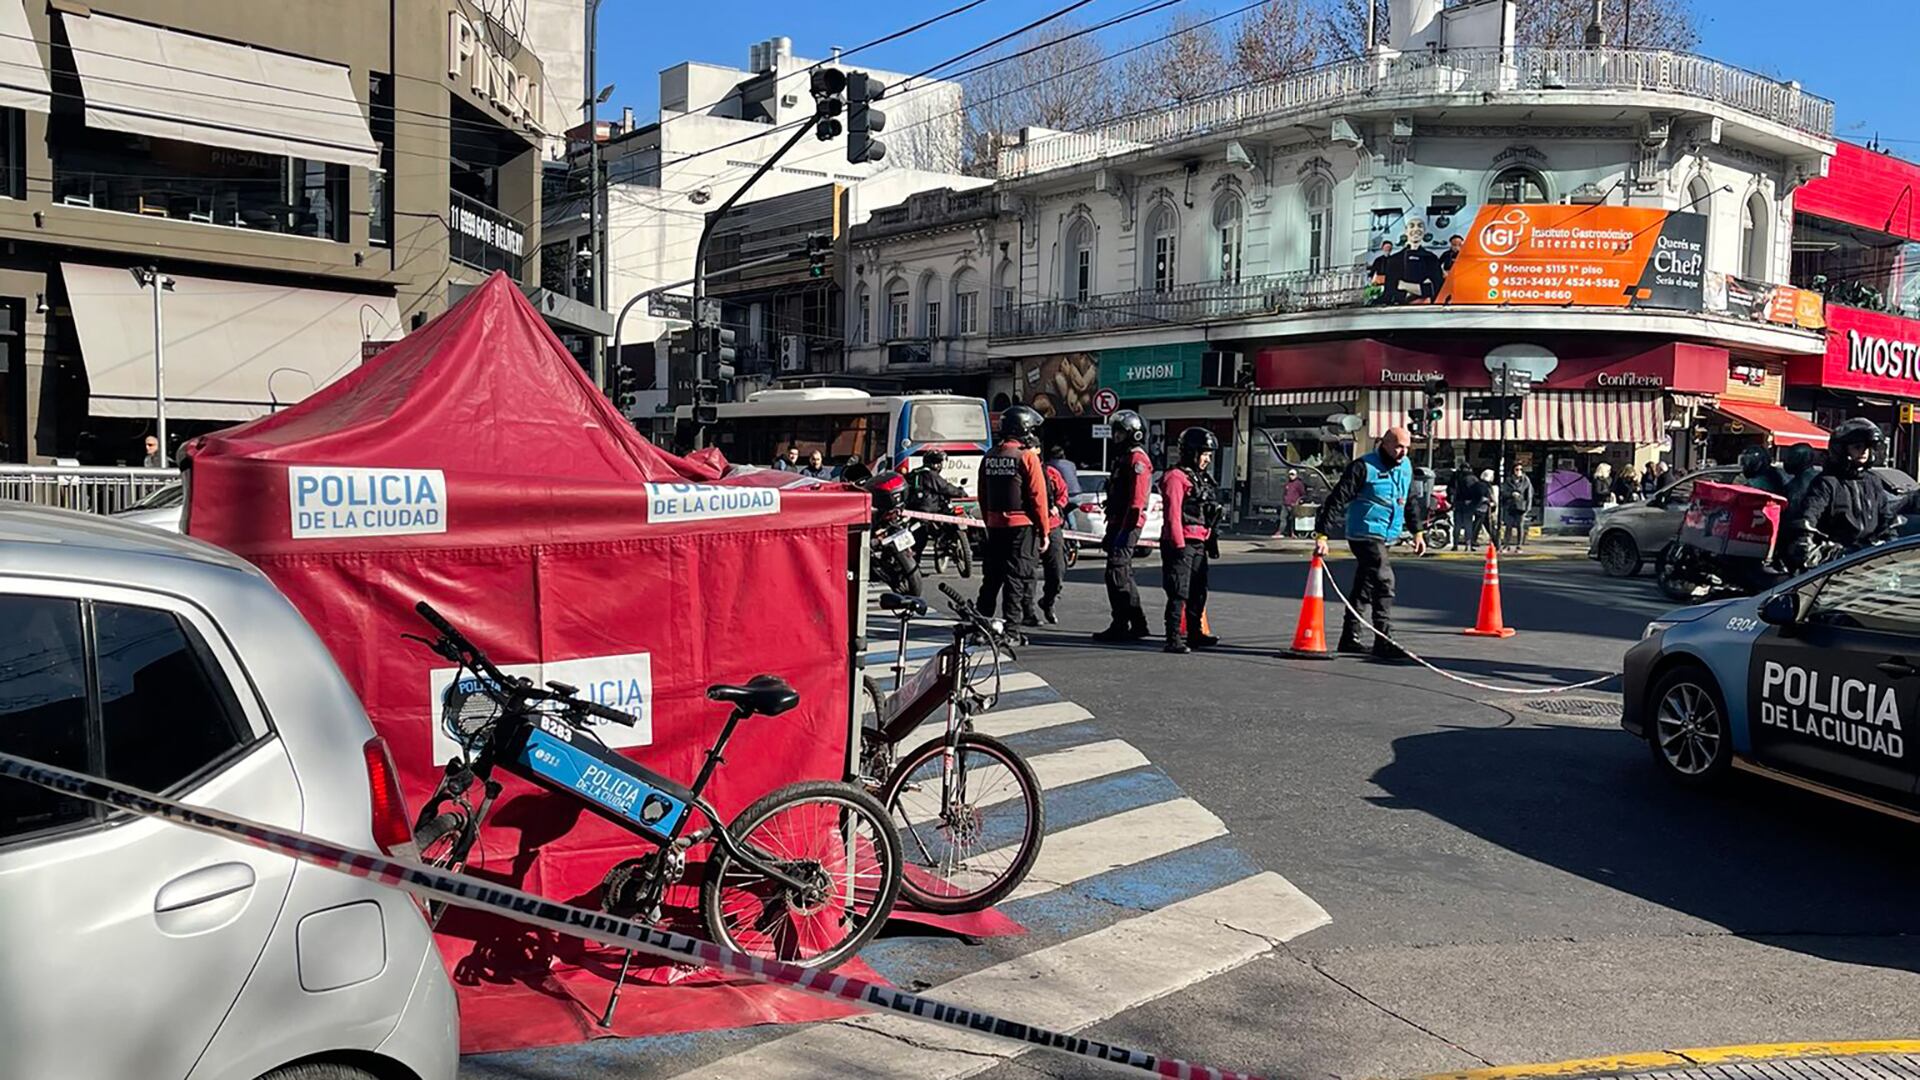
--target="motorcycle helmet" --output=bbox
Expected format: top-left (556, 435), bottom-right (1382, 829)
top-left (1827, 417), bottom-right (1883, 474)
top-left (999, 404), bottom-right (1044, 445)
top-left (1738, 445), bottom-right (1774, 479)
top-left (1781, 442), bottom-right (1818, 476)
top-left (1108, 410), bottom-right (1147, 448)
top-left (922, 448), bottom-right (947, 467)
top-left (1178, 426), bottom-right (1220, 465)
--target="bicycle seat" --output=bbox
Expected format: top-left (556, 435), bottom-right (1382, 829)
top-left (879, 592), bottom-right (928, 617)
top-left (707, 675), bottom-right (800, 717)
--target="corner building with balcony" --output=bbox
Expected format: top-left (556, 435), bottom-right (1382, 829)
top-left (0, 0), bottom-right (549, 465)
top-left (987, 0), bottom-right (1837, 526)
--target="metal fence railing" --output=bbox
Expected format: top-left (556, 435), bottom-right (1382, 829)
top-left (998, 45), bottom-right (1835, 179)
top-left (0, 466), bottom-right (181, 516)
top-left (993, 266), bottom-right (1372, 339)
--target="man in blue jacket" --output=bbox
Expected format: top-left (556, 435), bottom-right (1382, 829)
top-left (1314, 426), bottom-right (1426, 661)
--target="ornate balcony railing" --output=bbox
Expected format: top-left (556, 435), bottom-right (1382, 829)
top-left (997, 46), bottom-right (1834, 179)
top-left (992, 267), bottom-right (1372, 339)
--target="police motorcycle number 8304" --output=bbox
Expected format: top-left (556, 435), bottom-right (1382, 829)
top-left (513, 713), bottom-right (693, 844)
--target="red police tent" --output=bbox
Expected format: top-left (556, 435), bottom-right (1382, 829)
top-left (184, 272), bottom-right (873, 1049)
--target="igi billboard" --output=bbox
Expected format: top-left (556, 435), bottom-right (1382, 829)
top-left (1437, 205), bottom-right (1707, 311)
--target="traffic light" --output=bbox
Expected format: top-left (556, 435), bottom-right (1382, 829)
top-left (806, 233), bottom-right (832, 278)
top-left (1406, 408), bottom-right (1428, 440)
top-left (810, 68), bottom-right (845, 142)
top-left (1423, 377), bottom-right (1447, 424)
top-left (846, 71), bottom-right (887, 165)
top-left (711, 325), bottom-right (736, 384)
top-left (610, 350), bottom-right (641, 411)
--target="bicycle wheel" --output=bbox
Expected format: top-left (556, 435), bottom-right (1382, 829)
top-left (881, 731), bottom-right (1044, 914)
top-left (700, 780), bottom-right (902, 970)
top-left (413, 809), bottom-right (477, 925)
top-left (954, 534), bottom-right (972, 578)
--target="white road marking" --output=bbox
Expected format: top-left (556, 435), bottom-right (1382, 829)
top-left (665, 872), bottom-right (1330, 1080)
top-left (1024, 739), bottom-right (1150, 792)
top-left (969, 700), bottom-right (1092, 737)
top-left (1004, 797), bottom-right (1229, 902)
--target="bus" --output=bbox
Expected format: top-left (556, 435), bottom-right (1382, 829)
top-left (679, 388), bottom-right (995, 493)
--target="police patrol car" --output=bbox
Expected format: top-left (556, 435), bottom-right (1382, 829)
top-left (1623, 536), bottom-right (1920, 818)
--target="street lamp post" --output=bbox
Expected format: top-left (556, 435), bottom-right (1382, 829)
top-left (133, 266), bottom-right (175, 462)
top-left (586, 0), bottom-right (606, 389)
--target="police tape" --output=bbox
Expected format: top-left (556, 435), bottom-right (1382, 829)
top-left (1315, 562), bottom-right (1620, 696)
top-left (899, 509), bottom-right (1159, 550)
top-left (0, 751), bottom-right (1265, 1080)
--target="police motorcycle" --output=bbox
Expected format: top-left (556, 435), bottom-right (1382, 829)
top-left (1779, 420), bottom-right (1911, 574)
top-left (1657, 447), bottom-right (1793, 602)
top-left (846, 460), bottom-right (923, 597)
top-left (904, 450), bottom-right (973, 579)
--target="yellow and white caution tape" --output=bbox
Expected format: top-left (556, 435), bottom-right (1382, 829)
top-left (0, 752), bottom-right (1265, 1080)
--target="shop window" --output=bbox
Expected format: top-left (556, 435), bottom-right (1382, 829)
top-left (1488, 167), bottom-right (1548, 204)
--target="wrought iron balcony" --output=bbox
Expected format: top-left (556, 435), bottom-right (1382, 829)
top-left (992, 267), bottom-right (1372, 340)
top-left (998, 46), bottom-right (1835, 180)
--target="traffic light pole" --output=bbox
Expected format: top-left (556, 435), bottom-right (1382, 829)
top-left (690, 108), bottom-right (827, 419)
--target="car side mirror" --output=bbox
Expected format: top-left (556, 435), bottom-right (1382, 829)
top-left (1760, 591), bottom-right (1808, 627)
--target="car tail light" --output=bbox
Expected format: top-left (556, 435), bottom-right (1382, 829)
top-left (363, 736), bottom-right (418, 859)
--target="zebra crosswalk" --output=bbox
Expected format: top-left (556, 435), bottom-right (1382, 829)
top-left (458, 594), bottom-right (1327, 1080)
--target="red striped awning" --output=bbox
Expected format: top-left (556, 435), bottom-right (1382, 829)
top-left (1711, 400), bottom-right (1829, 448)
top-left (1370, 389), bottom-right (1664, 444)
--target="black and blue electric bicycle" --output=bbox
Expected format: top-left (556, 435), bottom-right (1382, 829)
top-left (405, 601), bottom-right (901, 1023)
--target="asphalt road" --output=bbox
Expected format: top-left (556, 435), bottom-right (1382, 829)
top-left (976, 542), bottom-right (1920, 1080)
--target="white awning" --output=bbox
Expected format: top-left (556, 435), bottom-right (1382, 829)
top-left (1248, 389), bottom-right (1358, 407)
top-left (0, 0), bottom-right (49, 112)
top-left (60, 11), bottom-right (379, 169)
top-left (63, 263), bottom-right (404, 421)
top-left (1369, 389), bottom-right (1665, 445)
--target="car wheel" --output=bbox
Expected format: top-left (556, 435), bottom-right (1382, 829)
top-left (258, 1063), bottom-right (382, 1080)
top-left (1646, 665), bottom-right (1731, 786)
top-left (1598, 531), bottom-right (1641, 578)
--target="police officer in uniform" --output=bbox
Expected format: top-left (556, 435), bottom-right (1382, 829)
top-left (1093, 411), bottom-right (1153, 642)
top-left (1160, 427), bottom-right (1223, 654)
top-left (1026, 458), bottom-right (1071, 626)
top-left (977, 405), bottom-right (1049, 621)
top-left (1315, 425), bottom-right (1425, 661)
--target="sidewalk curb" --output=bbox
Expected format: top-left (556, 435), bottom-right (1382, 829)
top-left (1406, 1040), bottom-right (1920, 1080)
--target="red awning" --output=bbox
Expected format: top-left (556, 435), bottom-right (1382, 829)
top-left (1713, 400), bottom-right (1829, 448)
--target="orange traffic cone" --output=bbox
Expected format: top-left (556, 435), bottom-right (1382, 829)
top-left (1285, 555), bottom-right (1335, 659)
top-left (1463, 544), bottom-right (1518, 638)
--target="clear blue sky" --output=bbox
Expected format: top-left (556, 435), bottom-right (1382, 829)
top-left (596, 0), bottom-right (1919, 154)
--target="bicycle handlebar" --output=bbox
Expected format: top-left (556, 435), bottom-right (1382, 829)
top-left (412, 601), bottom-right (640, 728)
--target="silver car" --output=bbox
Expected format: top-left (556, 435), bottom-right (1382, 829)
top-left (0, 508), bottom-right (457, 1080)
top-left (1588, 467), bottom-right (1738, 576)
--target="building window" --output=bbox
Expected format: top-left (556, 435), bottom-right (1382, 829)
top-left (923, 299), bottom-right (940, 338)
top-left (1742, 192), bottom-right (1771, 280)
top-left (1062, 218), bottom-right (1093, 302)
top-left (888, 290), bottom-right (910, 340)
top-left (1305, 178), bottom-right (1334, 274)
top-left (1687, 176), bottom-right (1713, 267)
top-left (956, 290), bottom-right (979, 335)
top-left (854, 287), bottom-right (871, 346)
top-left (1488, 166), bottom-right (1548, 204)
top-left (0, 108), bottom-right (23, 201)
top-left (1144, 204), bottom-right (1178, 293)
top-left (1214, 196), bottom-right (1243, 283)
top-left (369, 73), bottom-right (394, 246)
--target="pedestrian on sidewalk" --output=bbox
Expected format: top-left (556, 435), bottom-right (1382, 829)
top-left (1316, 427), bottom-right (1425, 661)
top-left (1281, 469), bottom-right (1305, 538)
top-left (1093, 411), bottom-right (1153, 643)
top-left (1161, 428), bottom-right (1222, 654)
top-left (1447, 466), bottom-right (1474, 550)
top-left (1501, 462), bottom-right (1533, 553)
